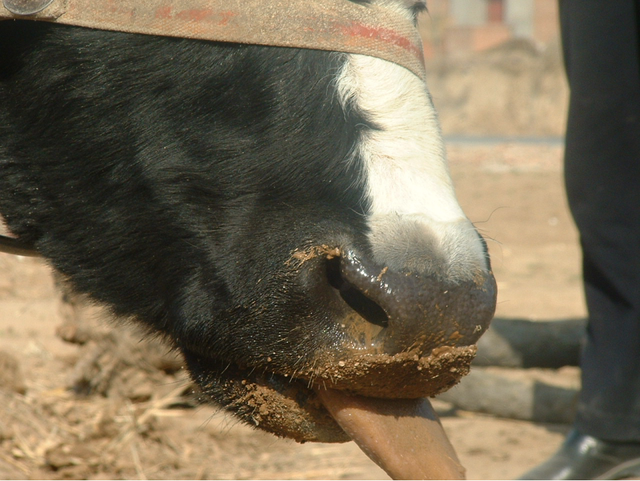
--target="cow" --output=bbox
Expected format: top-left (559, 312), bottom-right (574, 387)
top-left (0, 0), bottom-right (496, 477)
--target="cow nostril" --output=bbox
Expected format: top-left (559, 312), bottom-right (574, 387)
top-left (327, 249), bottom-right (497, 355)
top-left (326, 257), bottom-right (389, 329)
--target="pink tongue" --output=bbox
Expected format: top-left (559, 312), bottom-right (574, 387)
top-left (315, 388), bottom-right (465, 480)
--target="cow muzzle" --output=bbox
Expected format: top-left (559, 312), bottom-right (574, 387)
top-left (287, 247), bottom-right (497, 398)
top-left (185, 243), bottom-right (496, 450)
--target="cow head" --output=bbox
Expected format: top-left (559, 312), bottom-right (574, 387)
top-left (179, 48), bottom-right (497, 441)
top-left (0, 0), bottom-right (496, 447)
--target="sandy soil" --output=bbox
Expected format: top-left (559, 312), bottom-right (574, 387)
top-left (0, 140), bottom-right (584, 480)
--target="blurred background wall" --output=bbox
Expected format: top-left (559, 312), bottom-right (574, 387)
top-left (419, 0), bottom-right (568, 137)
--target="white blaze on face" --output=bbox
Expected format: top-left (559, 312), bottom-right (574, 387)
top-left (336, 54), bottom-right (488, 280)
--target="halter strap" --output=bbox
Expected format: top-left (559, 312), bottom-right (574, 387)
top-left (0, 234), bottom-right (39, 257)
top-left (0, 0), bottom-right (426, 80)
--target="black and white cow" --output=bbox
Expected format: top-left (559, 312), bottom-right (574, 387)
top-left (0, 0), bottom-right (496, 450)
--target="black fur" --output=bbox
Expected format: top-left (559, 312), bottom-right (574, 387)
top-left (0, 22), bottom-right (373, 375)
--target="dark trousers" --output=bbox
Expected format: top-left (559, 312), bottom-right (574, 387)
top-left (560, 0), bottom-right (640, 441)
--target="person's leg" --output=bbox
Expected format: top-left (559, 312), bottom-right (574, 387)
top-left (563, 0), bottom-right (640, 441)
top-left (521, 0), bottom-right (640, 478)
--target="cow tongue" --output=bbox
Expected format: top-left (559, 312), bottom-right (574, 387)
top-left (314, 388), bottom-right (465, 480)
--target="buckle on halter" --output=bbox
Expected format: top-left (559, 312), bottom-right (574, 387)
top-left (2, 0), bottom-right (64, 18)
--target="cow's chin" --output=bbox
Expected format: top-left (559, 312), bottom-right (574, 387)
top-left (181, 344), bottom-right (477, 443)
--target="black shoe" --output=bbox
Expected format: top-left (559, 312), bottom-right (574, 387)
top-left (519, 429), bottom-right (640, 480)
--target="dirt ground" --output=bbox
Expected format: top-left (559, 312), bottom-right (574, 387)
top-left (0, 139), bottom-right (586, 479)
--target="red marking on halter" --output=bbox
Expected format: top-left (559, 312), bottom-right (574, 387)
top-left (341, 22), bottom-right (425, 66)
top-left (175, 8), bottom-right (214, 22)
top-left (155, 5), bottom-right (172, 19)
